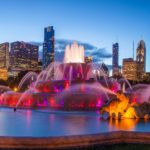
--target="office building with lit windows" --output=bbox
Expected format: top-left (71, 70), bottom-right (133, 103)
top-left (0, 42), bottom-right (9, 80)
top-left (122, 40), bottom-right (146, 81)
top-left (10, 41), bottom-right (39, 76)
top-left (122, 58), bottom-right (137, 81)
top-left (43, 26), bottom-right (55, 69)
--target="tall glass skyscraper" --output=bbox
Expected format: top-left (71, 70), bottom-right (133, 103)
top-left (43, 26), bottom-right (55, 69)
top-left (112, 43), bottom-right (119, 76)
top-left (136, 40), bottom-right (146, 72)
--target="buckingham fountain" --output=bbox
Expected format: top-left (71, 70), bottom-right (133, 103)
top-left (0, 42), bottom-right (149, 148)
top-left (0, 41), bottom-right (150, 118)
top-left (0, 41), bottom-right (116, 110)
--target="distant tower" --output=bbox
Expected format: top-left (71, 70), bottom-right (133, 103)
top-left (136, 40), bottom-right (146, 71)
top-left (112, 43), bottom-right (119, 76)
top-left (43, 26), bottom-right (55, 69)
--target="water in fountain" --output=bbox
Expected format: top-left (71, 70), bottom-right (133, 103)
top-left (55, 82), bottom-right (116, 110)
top-left (92, 63), bottom-right (109, 87)
top-left (123, 83), bottom-right (150, 103)
top-left (136, 85), bottom-right (150, 102)
top-left (64, 41), bottom-right (84, 63)
top-left (18, 71), bottom-right (38, 91)
top-left (0, 41), bottom-right (118, 110)
top-left (118, 77), bottom-right (132, 92)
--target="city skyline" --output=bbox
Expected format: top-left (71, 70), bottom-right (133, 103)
top-left (0, 0), bottom-right (150, 70)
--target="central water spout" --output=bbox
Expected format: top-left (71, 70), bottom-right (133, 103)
top-left (64, 41), bottom-right (85, 63)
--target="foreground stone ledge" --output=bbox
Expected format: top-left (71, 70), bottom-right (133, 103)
top-left (0, 131), bottom-right (149, 149)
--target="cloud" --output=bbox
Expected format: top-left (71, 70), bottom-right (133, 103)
top-left (55, 39), bottom-right (112, 63)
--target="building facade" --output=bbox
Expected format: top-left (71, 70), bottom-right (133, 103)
top-left (10, 41), bottom-right (39, 76)
top-left (112, 43), bottom-right (119, 76)
top-left (43, 26), bottom-right (55, 69)
top-left (136, 40), bottom-right (146, 80)
top-left (143, 72), bottom-right (150, 82)
top-left (136, 40), bottom-right (146, 72)
top-left (122, 40), bottom-right (146, 81)
top-left (0, 42), bottom-right (9, 80)
top-left (85, 56), bottom-right (92, 63)
top-left (122, 58), bottom-right (137, 81)
top-left (0, 42), bottom-right (9, 69)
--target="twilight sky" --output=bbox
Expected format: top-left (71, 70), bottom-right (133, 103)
top-left (0, 0), bottom-right (150, 70)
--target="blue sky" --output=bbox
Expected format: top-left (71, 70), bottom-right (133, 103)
top-left (0, 0), bottom-right (150, 70)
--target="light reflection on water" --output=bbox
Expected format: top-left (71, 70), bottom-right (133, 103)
top-left (0, 108), bottom-right (149, 137)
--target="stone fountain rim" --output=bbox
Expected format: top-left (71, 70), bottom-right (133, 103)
top-left (0, 131), bottom-right (150, 149)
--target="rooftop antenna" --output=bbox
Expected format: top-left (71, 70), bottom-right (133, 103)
top-left (140, 34), bottom-right (143, 40)
top-left (116, 35), bottom-right (119, 43)
top-left (133, 40), bottom-right (134, 60)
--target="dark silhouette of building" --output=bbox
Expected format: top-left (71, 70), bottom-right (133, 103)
top-left (112, 43), bottom-right (119, 76)
top-left (85, 56), bottom-right (92, 63)
top-left (43, 26), bottom-right (55, 69)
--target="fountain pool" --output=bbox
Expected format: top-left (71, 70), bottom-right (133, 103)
top-left (0, 108), bottom-right (149, 137)
top-left (0, 42), bottom-right (149, 149)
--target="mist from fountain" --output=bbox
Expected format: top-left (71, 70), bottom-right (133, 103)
top-left (55, 82), bottom-right (116, 109)
top-left (118, 77), bottom-right (132, 91)
top-left (0, 41), bottom-right (125, 110)
top-left (18, 72), bottom-right (38, 91)
top-left (136, 85), bottom-right (150, 102)
top-left (0, 86), bottom-right (12, 93)
top-left (55, 82), bottom-right (116, 100)
top-left (92, 63), bottom-right (109, 87)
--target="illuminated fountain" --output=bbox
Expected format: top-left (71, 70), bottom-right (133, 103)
top-left (0, 41), bottom-right (116, 110)
top-left (64, 41), bottom-right (84, 63)
top-left (100, 90), bottom-right (150, 119)
top-left (61, 41), bottom-right (92, 82)
top-left (0, 41), bottom-right (150, 119)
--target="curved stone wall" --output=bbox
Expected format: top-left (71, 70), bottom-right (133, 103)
top-left (0, 131), bottom-right (150, 149)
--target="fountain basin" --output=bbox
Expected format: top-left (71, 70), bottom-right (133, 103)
top-left (0, 108), bottom-right (149, 149)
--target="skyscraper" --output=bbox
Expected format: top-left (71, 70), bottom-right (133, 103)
top-left (43, 26), bottom-right (55, 69)
top-left (0, 42), bottom-right (9, 69)
top-left (136, 40), bottom-right (146, 72)
top-left (112, 43), bottom-right (119, 76)
top-left (10, 41), bottom-right (39, 76)
top-left (0, 42), bottom-right (9, 80)
top-left (122, 58), bottom-right (137, 81)
top-left (122, 40), bottom-right (146, 82)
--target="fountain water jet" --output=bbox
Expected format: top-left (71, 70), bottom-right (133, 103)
top-left (18, 71), bottom-right (38, 91)
top-left (0, 41), bottom-right (121, 111)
